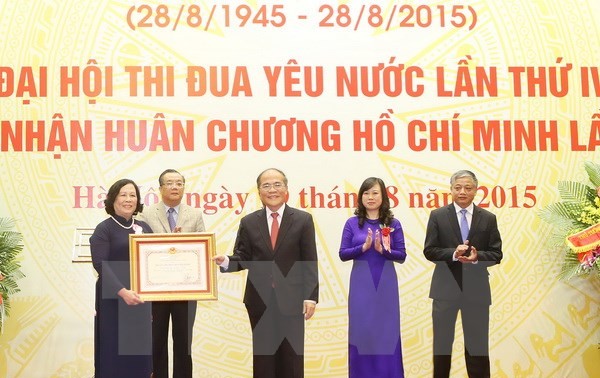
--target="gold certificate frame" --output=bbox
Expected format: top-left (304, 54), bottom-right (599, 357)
top-left (129, 232), bottom-right (217, 301)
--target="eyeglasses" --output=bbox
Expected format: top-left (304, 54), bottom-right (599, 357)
top-left (260, 182), bottom-right (286, 191)
top-left (162, 181), bottom-right (185, 188)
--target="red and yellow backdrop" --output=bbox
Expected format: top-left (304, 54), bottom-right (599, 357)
top-left (1, 1), bottom-right (599, 377)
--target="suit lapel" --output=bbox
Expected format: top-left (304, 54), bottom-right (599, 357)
top-left (451, 203), bottom-right (482, 243)
top-left (275, 206), bottom-right (293, 252)
top-left (177, 204), bottom-right (189, 229)
top-left (260, 205), bottom-right (292, 253)
top-left (446, 204), bottom-right (463, 244)
top-left (257, 209), bottom-right (272, 252)
top-left (470, 205), bottom-right (482, 235)
top-left (157, 202), bottom-right (171, 232)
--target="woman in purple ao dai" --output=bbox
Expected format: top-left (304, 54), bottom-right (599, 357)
top-left (339, 177), bottom-right (407, 378)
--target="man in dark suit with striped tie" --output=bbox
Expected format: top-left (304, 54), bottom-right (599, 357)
top-left (423, 170), bottom-right (503, 378)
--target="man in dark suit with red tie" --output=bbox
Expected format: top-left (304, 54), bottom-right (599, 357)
top-left (423, 170), bottom-right (503, 378)
top-left (213, 168), bottom-right (319, 378)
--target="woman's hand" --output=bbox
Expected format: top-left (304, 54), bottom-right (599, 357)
top-left (362, 228), bottom-right (374, 252)
top-left (117, 288), bottom-right (144, 306)
top-left (363, 228), bottom-right (384, 254)
top-left (373, 229), bottom-right (383, 254)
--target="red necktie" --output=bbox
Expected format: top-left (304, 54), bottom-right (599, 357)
top-left (271, 213), bottom-right (279, 249)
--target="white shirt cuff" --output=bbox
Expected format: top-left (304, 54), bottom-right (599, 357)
top-left (218, 255), bottom-right (230, 270)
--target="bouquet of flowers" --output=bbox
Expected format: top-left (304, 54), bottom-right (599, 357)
top-left (0, 217), bottom-right (25, 333)
top-left (538, 161), bottom-right (600, 280)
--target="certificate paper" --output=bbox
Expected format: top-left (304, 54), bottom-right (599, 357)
top-left (129, 232), bottom-right (217, 301)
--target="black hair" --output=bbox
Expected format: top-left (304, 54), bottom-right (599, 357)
top-left (158, 169), bottom-right (185, 186)
top-left (354, 177), bottom-right (393, 227)
top-left (104, 178), bottom-right (144, 216)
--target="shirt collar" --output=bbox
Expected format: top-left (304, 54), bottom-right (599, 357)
top-left (266, 204), bottom-right (285, 218)
top-left (163, 203), bottom-right (180, 214)
top-left (453, 202), bottom-right (474, 214)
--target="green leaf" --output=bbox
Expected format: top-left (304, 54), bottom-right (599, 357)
top-left (0, 216), bottom-right (25, 333)
top-left (538, 162), bottom-right (600, 281)
top-left (556, 250), bottom-right (582, 280)
top-left (0, 217), bottom-right (16, 232)
top-left (584, 161), bottom-right (600, 187)
top-left (557, 181), bottom-right (596, 204)
top-left (538, 202), bottom-right (587, 226)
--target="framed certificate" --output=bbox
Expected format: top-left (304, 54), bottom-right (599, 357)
top-left (71, 227), bottom-right (95, 263)
top-left (129, 232), bottom-right (217, 301)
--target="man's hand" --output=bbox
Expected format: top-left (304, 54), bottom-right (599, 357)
top-left (303, 301), bottom-right (316, 320)
top-left (455, 240), bottom-right (470, 258)
top-left (457, 244), bottom-right (478, 263)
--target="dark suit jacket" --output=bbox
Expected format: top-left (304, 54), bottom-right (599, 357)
top-left (137, 202), bottom-right (205, 234)
top-left (423, 203), bottom-right (502, 304)
top-left (222, 204), bottom-right (319, 316)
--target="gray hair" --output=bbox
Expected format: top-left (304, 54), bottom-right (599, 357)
top-left (450, 170), bottom-right (478, 186)
top-left (256, 168), bottom-right (288, 188)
